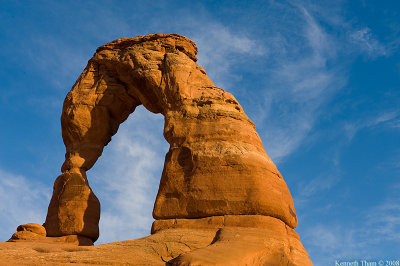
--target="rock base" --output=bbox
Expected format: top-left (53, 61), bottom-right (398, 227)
top-left (2, 226), bottom-right (311, 265)
top-left (153, 216), bottom-right (312, 265)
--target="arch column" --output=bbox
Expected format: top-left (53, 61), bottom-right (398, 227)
top-left (44, 60), bottom-right (141, 241)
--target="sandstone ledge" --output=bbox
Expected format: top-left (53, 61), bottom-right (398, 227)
top-left (1, 227), bottom-right (311, 265)
top-left (152, 215), bottom-right (299, 235)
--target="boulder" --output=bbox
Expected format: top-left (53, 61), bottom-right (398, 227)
top-left (16, 223), bottom-right (46, 236)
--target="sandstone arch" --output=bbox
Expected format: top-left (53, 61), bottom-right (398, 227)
top-left (10, 34), bottom-right (311, 264)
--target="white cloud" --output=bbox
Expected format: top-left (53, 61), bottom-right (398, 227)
top-left (344, 111), bottom-right (399, 141)
top-left (365, 191), bottom-right (400, 242)
top-left (296, 2), bottom-right (390, 60)
top-left (299, 174), bottom-right (340, 198)
top-left (303, 225), bottom-right (367, 265)
top-left (301, 6), bottom-right (336, 59)
top-left (350, 27), bottom-right (387, 58)
top-left (301, 183), bottom-right (400, 264)
top-left (192, 23), bottom-right (267, 90)
top-left (0, 168), bottom-right (51, 241)
top-left (389, 119), bottom-right (400, 129)
top-left (259, 5), bottom-right (346, 162)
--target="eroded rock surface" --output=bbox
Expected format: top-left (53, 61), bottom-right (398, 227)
top-left (2, 227), bottom-right (310, 265)
top-left (7, 33), bottom-right (312, 265)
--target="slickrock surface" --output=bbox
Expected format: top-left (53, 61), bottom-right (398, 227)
top-left (6, 33), bottom-right (312, 265)
top-left (2, 226), bottom-right (310, 265)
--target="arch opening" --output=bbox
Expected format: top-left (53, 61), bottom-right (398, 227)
top-left (89, 105), bottom-right (168, 244)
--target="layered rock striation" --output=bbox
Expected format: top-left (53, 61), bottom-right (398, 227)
top-left (8, 34), bottom-right (312, 265)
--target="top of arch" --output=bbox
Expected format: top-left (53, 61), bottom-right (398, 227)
top-left (96, 33), bottom-right (198, 62)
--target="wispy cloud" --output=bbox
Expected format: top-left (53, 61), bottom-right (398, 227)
top-left (344, 111), bottom-right (399, 141)
top-left (349, 27), bottom-right (387, 58)
top-left (296, 174), bottom-right (340, 202)
top-left (302, 183), bottom-right (400, 264)
top-left (365, 189), bottom-right (400, 242)
top-left (258, 5), bottom-right (346, 161)
top-left (390, 119), bottom-right (400, 129)
top-left (191, 23), bottom-right (267, 90)
top-left (303, 224), bottom-right (367, 265)
top-left (0, 168), bottom-right (50, 241)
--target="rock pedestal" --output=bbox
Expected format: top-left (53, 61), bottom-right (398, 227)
top-left (9, 34), bottom-right (312, 265)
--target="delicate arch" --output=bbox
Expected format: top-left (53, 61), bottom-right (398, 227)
top-left (43, 34), bottom-right (297, 242)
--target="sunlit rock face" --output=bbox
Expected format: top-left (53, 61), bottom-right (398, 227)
top-left (9, 34), bottom-right (312, 265)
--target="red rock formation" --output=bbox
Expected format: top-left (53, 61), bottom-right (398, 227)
top-left (9, 34), bottom-right (312, 265)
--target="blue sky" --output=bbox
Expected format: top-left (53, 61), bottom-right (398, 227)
top-left (0, 0), bottom-right (399, 264)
